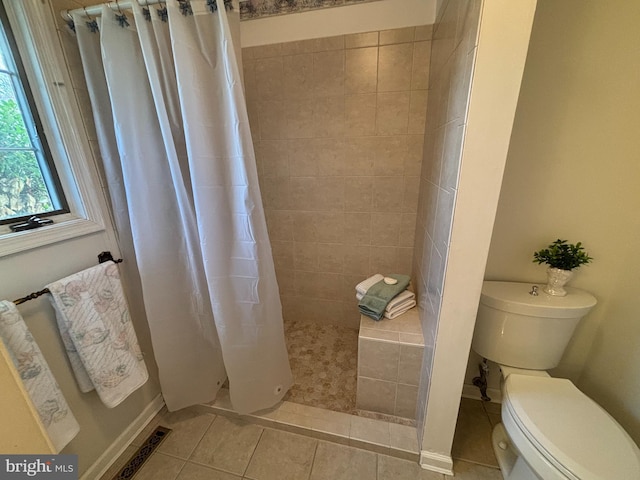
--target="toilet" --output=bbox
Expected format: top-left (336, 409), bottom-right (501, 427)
top-left (472, 281), bottom-right (640, 479)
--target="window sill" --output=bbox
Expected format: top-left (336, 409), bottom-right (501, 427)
top-left (0, 214), bottom-right (104, 258)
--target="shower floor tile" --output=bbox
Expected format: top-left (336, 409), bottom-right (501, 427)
top-left (283, 318), bottom-right (358, 414)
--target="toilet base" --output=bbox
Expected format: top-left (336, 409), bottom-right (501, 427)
top-left (492, 423), bottom-right (540, 480)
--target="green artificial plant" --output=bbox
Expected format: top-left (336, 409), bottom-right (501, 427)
top-left (533, 239), bottom-right (593, 271)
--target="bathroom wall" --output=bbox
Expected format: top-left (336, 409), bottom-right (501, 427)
top-left (412, 0), bottom-right (482, 443)
top-left (484, 0), bottom-right (640, 443)
top-left (0, 1), bottom-right (162, 476)
top-left (243, 26), bottom-right (432, 328)
top-left (413, 0), bottom-right (536, 472)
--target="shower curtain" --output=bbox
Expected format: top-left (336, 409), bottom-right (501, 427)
top-left (72, 0), bottom-right (292, 413)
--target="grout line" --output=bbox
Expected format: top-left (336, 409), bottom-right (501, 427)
top-left (242, 426), bottom-right (266, 477)
top-left (307, 441), bottom-right (320, 480)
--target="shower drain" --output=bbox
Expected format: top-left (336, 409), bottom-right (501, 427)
top-left (110, 426), bottom-right (172, 479)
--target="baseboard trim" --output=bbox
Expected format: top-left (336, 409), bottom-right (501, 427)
top-left (419, 450), bottom-right (453, 476)
top-left (461, 383), bottom-right (502, 403)
top-left (81, 394), bottom-right (165, 480)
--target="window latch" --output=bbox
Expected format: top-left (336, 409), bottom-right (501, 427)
top-left (9, 216), bottom-right (54, 232)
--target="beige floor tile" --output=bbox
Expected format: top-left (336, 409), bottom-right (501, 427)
top-left (389, 423), bottom-right (419, 453)
top-left (482, 401), bottom-right (502, 415)
top-left (130, 407), bottom-right (167, 447)
top-left (245, 429), bottom-right (318, 480)
top-left (133, 453), bottom-right (185, 480)
top-left (176, 462), bottom-right (242, 480)
top-left (156, 408), bottom-right (216, 459)
top-left (452, 399), bottom-right (498, 468)
top-left (350, 415), bottom-right (390, 446)
top-left (377, 454), bottom-right (444, 480)
top-left (487, 413), bottom-right (502, 428)
top-left (309, 441), bottom-right (377, 480)
top-left (190, 416), bottom-right (263, 475)
top-left (452, 460), bottom-right (503, 479)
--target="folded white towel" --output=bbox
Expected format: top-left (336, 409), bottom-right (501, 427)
top-left (385, 290), bottom-right (415, 311)
top-left (0, 301), bottom-right (79, 452)
top-left (47, 262), bottom-right (148, 408)
top-left (355, 274), bottom-right (384, 296)
top-left (385, 300), bottom-right (417, 319)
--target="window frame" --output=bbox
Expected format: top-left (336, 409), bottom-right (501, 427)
top-left (0, 1), bottom-right (70, 225)
top-left (0, 0), bottom-right (109, 257)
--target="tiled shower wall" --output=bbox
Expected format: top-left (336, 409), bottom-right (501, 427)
top-left (243, 26), bottom-right (432, 329)
top-left (411, 0), bottom-right (482, 438)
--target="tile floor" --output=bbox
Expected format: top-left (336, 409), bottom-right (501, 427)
top-left (100, 397), bottom-right (502, 480)
top-left (283, 318), bottom-right (358, 414)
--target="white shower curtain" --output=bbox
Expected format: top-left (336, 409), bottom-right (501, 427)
top-left (73, 0), bottom-right (292, 413)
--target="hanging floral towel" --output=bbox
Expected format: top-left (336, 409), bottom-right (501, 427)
top-left (0, 301), bottom-right (80, 452)
top-left (47, 262), bottom-right (148, 408)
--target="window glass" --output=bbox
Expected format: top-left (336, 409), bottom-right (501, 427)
top-left (0, 4), bottom-right (67, 224)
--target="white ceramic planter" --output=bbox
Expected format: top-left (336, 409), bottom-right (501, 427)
top-left (543, 267), bottom-right (573, 296)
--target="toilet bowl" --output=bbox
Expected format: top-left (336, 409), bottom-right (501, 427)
top-left (472, 281), bottom-right (640, 480)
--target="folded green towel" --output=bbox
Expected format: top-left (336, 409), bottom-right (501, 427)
top-left (358, 274), bottom-right (410, 321)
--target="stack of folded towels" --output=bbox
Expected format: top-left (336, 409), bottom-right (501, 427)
top-left (356, 273), bottom-right (416, 321)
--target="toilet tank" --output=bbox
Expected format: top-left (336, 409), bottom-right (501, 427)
top-left (472, 281), bottom-right (597, 370)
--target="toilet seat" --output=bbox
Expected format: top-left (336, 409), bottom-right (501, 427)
top-left (503, 374), bottom-right (640, 480)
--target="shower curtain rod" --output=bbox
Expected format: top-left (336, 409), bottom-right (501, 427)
top-left (61, 1), bottom-right (163, 21)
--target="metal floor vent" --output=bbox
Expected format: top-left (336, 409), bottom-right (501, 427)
top-left (111, 426), bottom-right (172, 480)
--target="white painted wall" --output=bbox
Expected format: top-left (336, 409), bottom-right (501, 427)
top-left (484, 0), bottom-right (640, 444)
top-left (240, 0), bottom-right (435, 46)
top-left (417, 0), bottom-right (537, 473)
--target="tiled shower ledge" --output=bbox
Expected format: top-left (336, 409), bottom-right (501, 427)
top-left (198, 388), bottom-right (420, 461)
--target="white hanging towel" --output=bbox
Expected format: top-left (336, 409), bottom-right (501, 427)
top-left (0, 301), bottom-right (80, 452)
top-left (47, 263), bottom-right (148, 408)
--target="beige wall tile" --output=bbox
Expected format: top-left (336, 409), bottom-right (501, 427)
top-left (408, 90), bottom-right (429, 135)
top-left (294, 242), bottom-right (319, 272)
top-left (345, 31), bottom-right (379, 49)
top-left (370, 246), bottom-right (400, 274)
top-left (315, 177), bottom-right (345, 211)
top-left (315, 212), bottom-right (346, 243)
top-left (258, 99), bottom-right (286, 139)
top-left (398, 345), bottom-right (423, 386)
top-left (265, 210), bottom-right (293, 241)
top-left (359, 338), bottom-right (400, 381)
top-left (345, 94), bottom-right (377, 136)
top-left (255, 57), bottom-right (284, 99)
top-left (414, 25), bottom-right (434, 41)
top-left (395, 384), bottom-right (418, 418)
top-left (261, 176), bottom-right (290, 210)
top-left (317, 243), bottom-right (345, 273)
top-left (289, 138), bottom-right (319, 176)
top-left (380, 27), bottom-right (416, 45)
top-left (261, 140), bottom-right (289, 177)
top-left (296, 271), bottom-right (344, 300)
top-left (371, 213), bottom-right (401, 246)
top-left (402, 176), bottom-right (420, 213)
top-left (313, 35), bottom-right (345, 52)
top-left (372, 176), bottom-right (404, 212)
top-left (343, 212), bottom-right (371, 245)
top-left (346, 137), bottom-right (377, 171)
top-left (376, 92), bottom-right (411, 135)
top-left (291, 177), bottom-right (321, 211)
top-left (316, 138), bottom-right (348, 176)
top-left (378, 44), bottom-right (413, 92)
top-left (286, 98), bottom-right (315, 138)
top-left (374, 136), bottom-right (406, 176)
top-left (399, 214), bottom-right (417, 248)
top-left (344, 176), bottom-right (373, 212)
top-left (292, 211), bottom-right (318, 242)
top-left (396, 247), bottom-right (414, 275)
top-left (250, 43), bottom-right (283, 59)
top-left (356, 377), bottom-right (396, 415)
top-left (271, 240), bottom-right (294, 271)
top-left (283, 53), bottom-right (315, 99)
top-left (280, 39), bottom-right (315, 55)
top-left (343, 245), bottom-right (371, 276)
top-left (313, 96), bottom-right (345, 137)
top-left (313, 50), bottom-right (345, 96)
top-left (242, 59), bottom-right (257, 102)
top-left (411, 41), bottom-right (431, 90)
top-left (405, 135), bottom-right (425, 176)
top-left (345, 47), bottom-right (378, 94)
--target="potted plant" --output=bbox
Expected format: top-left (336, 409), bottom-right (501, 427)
top-left (533, 239), bottom-right (593, 296)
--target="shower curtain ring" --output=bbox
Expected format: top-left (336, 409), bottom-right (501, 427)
top-left (83, 6), bottom-right (92, 20)
top-left (115, 0), bottom-right (123, 14)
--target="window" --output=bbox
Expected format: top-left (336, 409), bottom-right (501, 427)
top-left (0, 1), bottom-right (106, 257)
top-left (0, 2), bottom-right (68, 225)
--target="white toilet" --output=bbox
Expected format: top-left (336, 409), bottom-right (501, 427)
top-left (472, 281), bottom-right (640, 479)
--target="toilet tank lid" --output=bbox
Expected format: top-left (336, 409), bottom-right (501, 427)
top-left (481, 281), bottom-right (597, 318)
top-left (504, 375), bottom-right (640, 480)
